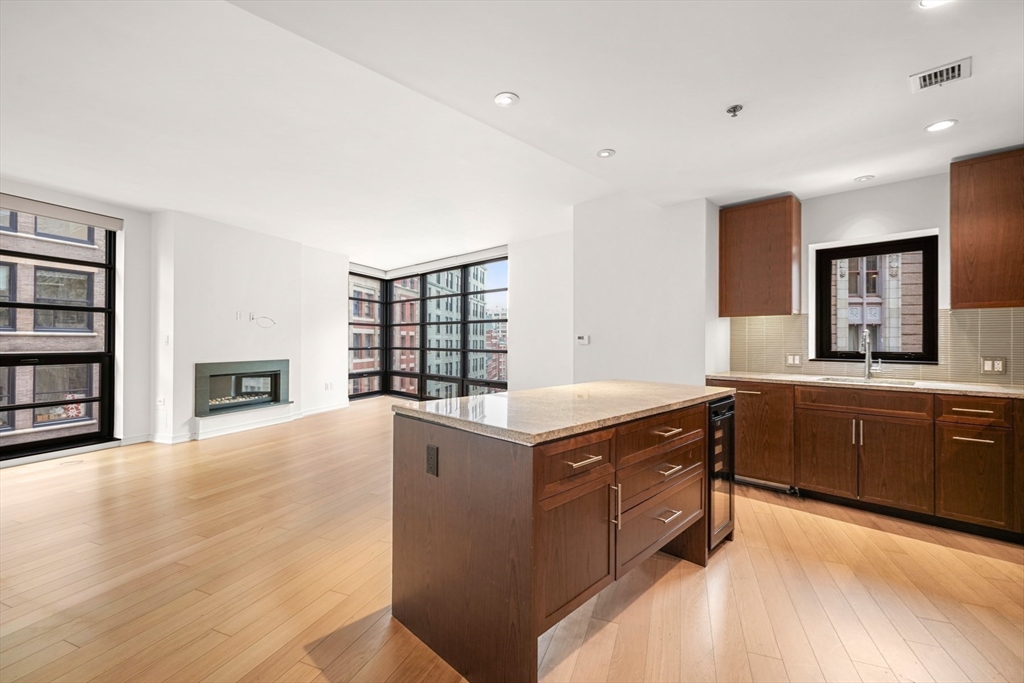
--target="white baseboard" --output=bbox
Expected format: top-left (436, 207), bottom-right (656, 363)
top-left (119, 434), bottom-right (154, 446)
top-left (297, 402), bottom-right (349, 419)
top-left (152, 433), bottom-right (191, 445)
top-left (191, 413), bottom-right (295, 441)
top-left (0, 439), bottom-right (123, 468)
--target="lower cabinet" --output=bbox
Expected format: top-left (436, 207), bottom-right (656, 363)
top-left (708, 380), bottom-right (794, 486)
top-left (795, 409), bottom-right (858, 498)
top-left (615, 470), bottom-right (703, 577)
top-left (936, 424), bottom-right (1015, 530)
top-left (859, 415), bottom-right (934, 514)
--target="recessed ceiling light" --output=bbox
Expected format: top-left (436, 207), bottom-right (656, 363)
top-left (854, 175), bottom-right (876, 182)
top-left (918, 0), bottom-right (951, 8)
top-left (494, 92), bottom-right (519, 107)
top-left (596, 149), bottom-right (616, 158)
top-left (925, 119), bottom-right (957, 132)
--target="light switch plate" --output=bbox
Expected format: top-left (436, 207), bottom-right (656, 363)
top-left (981, 357), bottom-right (1007, 374)
top-left (576, 335), bottom-right (590, 345)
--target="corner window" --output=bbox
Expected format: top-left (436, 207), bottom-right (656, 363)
top-left (815, 236), bottom-right (938, 363)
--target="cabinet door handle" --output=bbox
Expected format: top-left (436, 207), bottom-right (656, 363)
top-left (852, 418), bottom-right (856, 445)
top-left (951, 408), bottom-right (995, 414)
top-left (568, 454), bottom-right (602, 469)
top-left (656, 509), bottom-right (683, 524)
top-left (860, 419), bottom-right (864, 446)
top-left (952, 436), bottom-right (995, 444)
top-left (654, 427), bottom-right (683, 438)
top-left (610, 485), bottom-right (622, 529)
top-left (736, 390), bottom-right (761, 395)
top-left (658, 464), bottom-right (684, 477)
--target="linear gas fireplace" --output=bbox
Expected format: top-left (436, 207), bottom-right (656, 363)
top-left (194, 360), bottom-right (290, 417)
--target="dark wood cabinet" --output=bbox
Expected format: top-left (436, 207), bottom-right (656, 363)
top-left (535, 474), bottom-right (615, 631)
top-left (708, 380), bottom-right (794, 486)
top-left (616, 469), bottom-right (704, 577)
top-left (859, 415), bottom-right (934, 514)
top-left (936, 423), bottom-right (1015, 530)
top-left (795, 409), bottom-right (858, 498)
top-left (719, 195), bottom-right (801, 317)
top-left (950, 147), bottom-right (1024, 309)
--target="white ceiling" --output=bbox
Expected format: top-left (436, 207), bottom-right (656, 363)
top-left (2, 1), bottom-right (1022, 268)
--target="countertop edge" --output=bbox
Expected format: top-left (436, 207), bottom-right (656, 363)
top-left (392, 387), bottom-right (736, 446)
top-left (706, 372), bottom-right (1023, 399)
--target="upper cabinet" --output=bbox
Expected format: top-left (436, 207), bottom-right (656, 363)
top-left (950, 147), bottom-right (1024, 309)
top-left (719, 195), bottom-right (801, 317)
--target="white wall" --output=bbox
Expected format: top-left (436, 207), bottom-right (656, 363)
top-left (300, 245), bottom-right (349, 416)
top-left (573, 193), bottom-right (709, 386)
top-left (0, 177), bottom-right (154, 445)
top-left (801, 173), bottom-right (950, 310)
top-left (507, 230), bottom-right (573, 390)
top-left (704, 201), bottom-right (729, 374)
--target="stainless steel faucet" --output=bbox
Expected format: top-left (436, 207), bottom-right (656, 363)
top-left (860, 326), bottom-right (882, 380)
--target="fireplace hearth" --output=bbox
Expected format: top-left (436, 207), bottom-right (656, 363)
top-left (194, 360), bottom-right (290, 417)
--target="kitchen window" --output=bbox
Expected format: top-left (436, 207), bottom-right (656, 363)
top-left (814, 236), bottom-right (938, 363)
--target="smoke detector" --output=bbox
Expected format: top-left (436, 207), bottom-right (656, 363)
top-left (910, 57), bottom-right (972, 93)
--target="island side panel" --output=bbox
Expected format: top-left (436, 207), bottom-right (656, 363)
top-left (392, 415), bottom-right (537, 683)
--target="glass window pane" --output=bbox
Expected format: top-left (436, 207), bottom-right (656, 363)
top-left (468, 384), bottom-right (505, 396)
top-left (348, 349), bottom-right (382, 373)
top-left (390, 277), bottom-right (420, 301)
top-left (349, 325), bottom-right (381, 349)
top-left (0, 211), bottom-right (108, 263)
top-left (467, 352), bottom-right (508, 382)
top-left (0, 405), bottom-right (102, 447)
top-left (426, 269), bottom-right (462, 297)
top-left (424, 351), bottom-right (461, 377)
top-left (466, 321), bottom-right (507, 351)
top-left (0, 257), bottom-right (106, 307)
top-left (348, 275), bottom-right (383, 301)
top-left (425, 324), bottom-right (461, 349)
top-left (0, 262), bottom-right (12, 330)
top-left (391, 350), bottom-right (420, 373)
top-left (32, 364), bottom-right (98, 426)
top-left (348, 376), bottom-right (381, 396)
top-left (829, 250), bottom-right (923, 354)
top-left (424, 379), bottom-right (458, 399)
top-left (391, 376), bottom-right (419, 395)
top-left (425, 296), bottom-right (461, 323)
top-left (390, 325), bottom-right (419, 348)
top-left (468, 260), bottom-right (508, 292)
top-left (2, 312), bottom-right (107, 352)
top-left (350, 299), bottom-right (382, 324)
top-left (466, 291), bottom-right (507, 320)
top-left (390, 300), bottom-right (420, 324)
top-left (0, 367), bottom-right (13, 431)
top-left (0, 209), bottom-right (13, 231)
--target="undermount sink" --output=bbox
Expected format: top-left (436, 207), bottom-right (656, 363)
top-left (819, 377), bottom-right (918, 387)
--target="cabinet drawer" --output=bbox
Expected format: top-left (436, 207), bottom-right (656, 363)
top-left (617, 437), bottom-right (704, 511)
top-left (536, 429), bottom-right (615, 500)
top-left (795, 386), bottom-right (933, 420)
top-left (936, 424), bottom-right (1014, 530)
top-left (616, 471), bottom-right (703, 577)
top-left (936, 395), bottom-right (1013, 428)
top-left (615, 405), bottom-right (705, 468)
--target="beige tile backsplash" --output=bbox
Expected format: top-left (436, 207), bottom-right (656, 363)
top-left (729, 308), bottom-right (1024, 388)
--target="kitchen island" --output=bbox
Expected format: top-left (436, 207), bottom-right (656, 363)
top-left (391, 380), bottom-right (734, 683)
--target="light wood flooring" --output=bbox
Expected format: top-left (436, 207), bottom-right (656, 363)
top-left (1, 396), bottom-right (1021, 683)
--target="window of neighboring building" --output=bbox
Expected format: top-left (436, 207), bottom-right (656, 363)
top-left (0, 209), bottom-right (15, 233)
top-left (0, 202), bottom-right (115, 461)
top-left (814, 236), bottom-right (938, 363)
top-left (0, 262), bottom-right (14, 330)
top-left (34, 215), bottom-right (94, 244)
top-left (347, 258), bottom-right (508, 401)
top-left (34, 267), bottom-right (93, 331)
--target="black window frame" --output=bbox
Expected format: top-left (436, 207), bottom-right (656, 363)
top-left (814, 236), bottom-right (938, 364)
top-left (347, 257), bottom-right (508, 401)
top-left (0, 212), bottom-right (115, 461)
top-left (32, 264), bottom-right (95, 332)
top-left (347, 273), bottom-right (385, 399)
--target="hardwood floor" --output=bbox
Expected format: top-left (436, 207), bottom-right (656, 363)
top-left (1, 396), bottom-right (1021, 683)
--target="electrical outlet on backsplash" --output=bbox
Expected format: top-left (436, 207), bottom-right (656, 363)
top-left (729, 308), bottom-right (1024, 387)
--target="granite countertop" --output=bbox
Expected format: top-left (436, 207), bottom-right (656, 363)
top-left (391, 380), bottom-right (734, 446)
top-left (706, 371), bottom-right (1024, 399)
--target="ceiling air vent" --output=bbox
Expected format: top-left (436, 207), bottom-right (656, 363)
top-left (910, 57), bottom-right (972, 93)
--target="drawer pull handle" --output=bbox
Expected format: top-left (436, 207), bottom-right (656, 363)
top-left (656, 509), bottom-right (683, 524)
top-left (654, 427), bottom-right (683, 438)
top-left (951, 408), bottom-right (995, 414)
top-left (952, 436), bottom-right (995, 444)
top-left (736, 390), bottom-right (762, 395)
top-left (658, 464), bottom-right (684, 477)
top-left (568, 454), bottom-right (603, 469)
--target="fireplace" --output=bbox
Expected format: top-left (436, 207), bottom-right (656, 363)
top-left (194, 360), bottom-right (290, 417)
